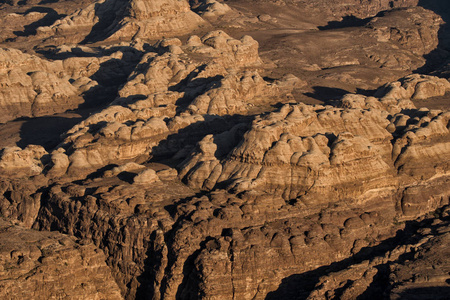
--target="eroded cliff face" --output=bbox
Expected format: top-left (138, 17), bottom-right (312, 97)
top-left (0, 0), bottom-right (449, 299)
top-left (303, 205), bottom-right (450, 300)
top-left (33, 0), bottom-right (207, 44)
top-left (0, 219), bottom-right (123, 299)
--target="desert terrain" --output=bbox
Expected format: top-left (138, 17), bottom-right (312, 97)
top-left (0, 0), bottom-right (449, 299)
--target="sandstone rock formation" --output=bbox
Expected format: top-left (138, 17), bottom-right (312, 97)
top-left (0, 219), bottom-right (123, 300)
top-left (0, 145), bottom-right (48, 177)
top-left (367, 6), bottom-right (443, 56)
top-left (179, 98), bottom-right (450, 211)
top-left (192, 0), bottom-right (233, 20)
top-left (300, 0), bottom-right (421, 19)
top-left (374, 74), bottom-right (450, 101)
top-left (45, 31), bottom-right (300, 178)
top-left (0, 43), bottom-right (147, 124)
top-left (0, 0), bottom-right (449, 299)
top-left (304, 205), bottom-right (450, 300)
top-left (0, 48), bottom-right (79, 123)
top-left (36, 0), bottom-right (207, 44)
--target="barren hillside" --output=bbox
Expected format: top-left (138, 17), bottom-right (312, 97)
top-left (0, 0), bottom-right (449, 299)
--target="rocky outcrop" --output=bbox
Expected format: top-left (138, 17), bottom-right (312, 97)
top-left (32, 166), bottom-right (449, 299)
top-left (34, 173), bottom-right (194, 298)
top-left (0, 1), bottom-right (449, 300)
top-left (0, 145), bottom-right (48, 177)
top-left (0, 48), bottom-right (79, 123)
top-left (46, 31), bottom-right (299, 178)
top-left (0, 219), bottom-right (123, 300)
top-left (32, 176), bottom-right (402, 299)
top-left (304, 205), bottom-right (450, 300)
top-left (0, 44), bottom-right (145, 123)
top-left (178, 73), bottom-right (450, 208)
top-left (298, 0), bottom-right (420, 19)
top-left (36, 0), bottom-right (207, 44)
top-left (367, 7), bottom-right (443, 57)
top-left (179, 103), bottom-right (396, 201)
top-left (374, 74), bottom-right (450, 101)
top-left (108, 0), bottom-right (208, 41)
top-left (361, 7), bottom-right (443, 72)
top-left (340, 74), bottom-right (450, 112)
top-left (30, 89), bottom-right (450, 299)
top-left (192, 0), bottom-right (233, 20)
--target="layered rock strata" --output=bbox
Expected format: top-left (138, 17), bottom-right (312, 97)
top-left (304, 205), bottom-right (450, 300)
top-left (0, 219), bottom-right (123, 300)
top-left (0, 48), bottom-right (78, 123)
top-left (37, 31), bottom-right (300, 178)
top-left (0, 1), bottom-right (449, 299)
top-left (36, 0), bottom-right (207, 44)
top-left (0, 44), bottom-right (142, 123)
top-left (179, 96), bottom-right (450, 213)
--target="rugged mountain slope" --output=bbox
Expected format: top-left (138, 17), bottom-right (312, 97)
top-left (0, 219), bottom-right (123, 299)
top-left (0, 0), bottom-right (449, 299)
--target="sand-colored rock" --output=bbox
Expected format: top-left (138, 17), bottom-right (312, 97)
top-left (0, 145), bottom-right (48, 177)
top-left (46, 149), bottom-right (70, 178)
top-left (297, 0), bottom-right (420, 19)
top-left (180, 103), bottom-right (398, 201)
top-left (109, 0), bottom-right (208, 41)
top-left (133, 168), bottom-right (160, 184)
top-left (304, 206), bottom-right (450, 300)
top-left (0, 48), bottom-right (79, 123)
top-left (103, 162), bottom-right (146, 178)
top-left (179, 99), bottom-right (450, 213)
top-left (36, 0), bottom-right (207, 44)
top-left (192, 0), bottom-right (233, 22)
top-left (375, 74), bottom-right (450, 101)
top-left (0, 1), bottom-right (448, 300)
top-left (0, 219), bottom-right (123, 300)
top-left (367, 7), bottom-right (443, 56)
top-left (50, 31), bottom-right (300, 177)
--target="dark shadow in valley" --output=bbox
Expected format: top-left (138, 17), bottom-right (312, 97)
top-left (166, 65), bottom-right (225, 114)
top-left (34, 46), bottom-right (101, 60)
top-left (68, 46), bottom-right (142, 107)
top-left (117, 171), bottom-right (137, 184)
top-left (135, 191), bottom-right (210, 299)
top-left (318, 15), bottom-right (372, 30)
top-left (81, 0), bottom-right (126, 44)
top-left (134, 235), bottom-right (158, 300)
top-left (73, 164), bottom-right (118, 183)
top-left (304, 86), bottom-right (378, 105)
top-left (16, 114), bottom-right (84, 150)
top-left (355, 87), bottom-right (377, 97)
top-left (415, 0), bottom-right (450, 76)
top-left (173, 74), bottom-right (225, 114)
top-left (174, 238), bottom-right (216, 300)
top-left (265, 213), bottom-right (447, 300)
top-left (394, 287), bottom-right (450, 300)
top-left (149, 114), bottom-right (252, 168)
top-left (38, 0), bottom-right (58, 4)
top-left (13, 7), bottom-right (65, 37)
top-left (16, 45), bottom-right (144, 152)
top-left (303, 86), bottom-right (350, 105)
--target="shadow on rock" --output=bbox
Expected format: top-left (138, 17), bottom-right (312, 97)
top-left (81, 0), bottom-right (126, 44)
top-left (13, 7), bottom-right (66, 37)
top-left (17, 114), bottom-right (84, 150)
top-left (415, 0), bottom-right (450, 75)
top-left (395, 287), bottom-right (450, 300)
top-left (303, 86), bottom-right (350, 105)
top-left (318, 15), bottom-right (372, 31)
top-left (265, 214), bottom-right (445, 300)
